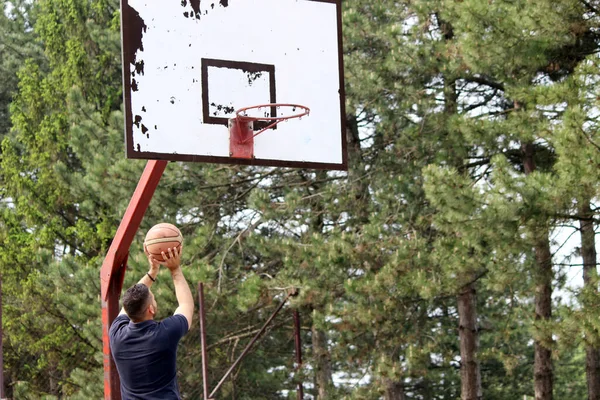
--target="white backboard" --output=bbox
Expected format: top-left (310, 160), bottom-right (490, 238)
top-left (121, 0), bottom-right (346, 170)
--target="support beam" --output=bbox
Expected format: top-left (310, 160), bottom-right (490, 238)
top-left (199, 283), bottom-right (210, 400)
top-left (102, 260), bottom-right (127, 399)
top-left (101, 160), bottom-right (168, 400)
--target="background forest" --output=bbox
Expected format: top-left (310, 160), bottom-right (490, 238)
top-left (1, 0), bottom-right (600, 399)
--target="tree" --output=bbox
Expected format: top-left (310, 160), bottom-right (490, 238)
top-left (423, 1), bottom-right (599, 399)
top-left (1, 0), bottom-right (599, 398)
top-left (0, 0), bottom-right (43, 141)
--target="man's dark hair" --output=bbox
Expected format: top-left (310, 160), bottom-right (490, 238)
top-left (122, 284), bottom-right (151, 322)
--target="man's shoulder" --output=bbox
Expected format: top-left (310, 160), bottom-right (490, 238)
top-left (109, 314), bottom-right (130, 338)
top-left (158, 314), bottom-right (189, 337)
top-left (112, 314), bottom-right (130, 326)
top-left (159, 314), bottom-right (188, 328)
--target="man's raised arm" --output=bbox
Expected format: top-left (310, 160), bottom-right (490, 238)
top-left (163, 247), bottom-right (194, 330)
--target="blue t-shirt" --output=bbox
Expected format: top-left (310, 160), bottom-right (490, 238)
top-left (109, 314), bottom-right (189, 399)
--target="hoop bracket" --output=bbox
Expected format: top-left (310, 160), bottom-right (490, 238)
top-left (229, 118), bottom-right (254, 159)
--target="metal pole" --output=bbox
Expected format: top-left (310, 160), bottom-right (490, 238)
top-left (209, 292), bottom-right (293, 399)
top-left (101, 262), bottom-right (126, 400)
top-left (293, 310), bottom-right (303, 400)
top-left (100, 159), bottom-right (168, 399)
top-left (198, 283), bottom-right (210, 400)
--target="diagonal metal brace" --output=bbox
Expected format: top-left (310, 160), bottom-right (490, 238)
top-left (203, 288), bottom-right (296, 399)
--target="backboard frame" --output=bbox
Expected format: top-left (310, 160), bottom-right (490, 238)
top-left (120, 0), bottom-right (347, 170)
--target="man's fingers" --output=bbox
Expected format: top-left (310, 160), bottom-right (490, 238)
top-left (157, 247), bottom-right (181, 269)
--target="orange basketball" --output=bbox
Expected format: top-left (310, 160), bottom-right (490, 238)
top-left (144, 223), bottom-right (183, 259)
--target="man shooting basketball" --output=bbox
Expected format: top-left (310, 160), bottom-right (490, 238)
top-left (109, 247), bottom-right (194, 399)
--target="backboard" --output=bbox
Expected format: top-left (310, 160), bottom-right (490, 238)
top-left (121, 0), bottom-right (346, 170)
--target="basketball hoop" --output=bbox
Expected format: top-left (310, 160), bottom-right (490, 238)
top-left (236, 103), bottom-right (310, 139)
top-left (229, 103), bottom-right (310, 159)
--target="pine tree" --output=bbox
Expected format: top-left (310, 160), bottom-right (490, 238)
top-left (0, 0), bottom-right (43, 140)
top-left (422, 1), bottom-right (599, 400)
top-left (537, 51), bottom-right (600, 399)
top-left (1, 0), bottom-right (598, 398)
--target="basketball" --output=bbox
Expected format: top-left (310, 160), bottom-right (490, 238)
top-left (144, 223), bottom-right (183, 259)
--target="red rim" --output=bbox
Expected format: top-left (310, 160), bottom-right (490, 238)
top-left (236, 103), bottom-right (310, 121)
top-left (234, 103), bottom-right (311, 141)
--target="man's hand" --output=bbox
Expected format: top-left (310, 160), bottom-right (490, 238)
top-left (148, 254), bottom-right (161, 275)
top-left (160, 246), bottom-right (183, 271)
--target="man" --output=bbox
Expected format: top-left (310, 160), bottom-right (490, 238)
top-left (109, 246), bottom-right (194, 399)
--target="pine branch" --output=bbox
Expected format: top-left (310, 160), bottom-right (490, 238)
top-left (462, 75), bottom-right (505, 92)
top-left (553, 213), bottom-right (599, 223)
top-left (191, 168), bottom-right (282, 191)
top-left (0, 38), bottom-right (27, 59)
top-left (41, 299), bottom-right (101, 359)
top-left (555, 263), bottom-right (600, 267)
top-left (460, 158), bottom-right (491, 171)
top-left (581, 0), bottom-right (600, 14)
top-left (461, 89), bottom-right (501, 113)
top-left (207, 320), bottom-right (288, 351)
top-left (462, 269), bottom-right (488, 288)
top-left (578, 126), bottom-right (600, 153)
top-left (217, 216), bottom-right (262, 293)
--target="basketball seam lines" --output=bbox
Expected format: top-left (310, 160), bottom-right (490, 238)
top-left (145, 236), bottom-right (183, 245)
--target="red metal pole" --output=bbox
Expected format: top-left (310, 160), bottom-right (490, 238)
top-left (198, 283), bottom-right (210, 400)
top-left (102, 260), bottom-right (126, 399)
top-left (101, 160), bottom-right (168, 400)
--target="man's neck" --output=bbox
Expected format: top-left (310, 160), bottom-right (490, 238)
top-left (132, 315), bottom-right (154, 323)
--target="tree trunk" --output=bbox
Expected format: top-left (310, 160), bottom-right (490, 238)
top-left (522, 141), bottom-right (553, 400)
top-left (458, 282), bottom-right (482, 400)
top-left (533, 234), bottom-right (553, 400)
top-left (579, 199), bottom-right (600, 400)
top-left (345, 115), bottom-right (370, 225)
top-left (384, 378), bottom-right (406, 400)
top-left (440, 18), bottom-right (482, 399)
top-left (312, 325), bottom-right (333, 399)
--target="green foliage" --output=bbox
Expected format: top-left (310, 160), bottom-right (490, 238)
top-left (0, 0), bottom-right (44, 141)
top-left (0, 0), bottom-right (598, 398)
